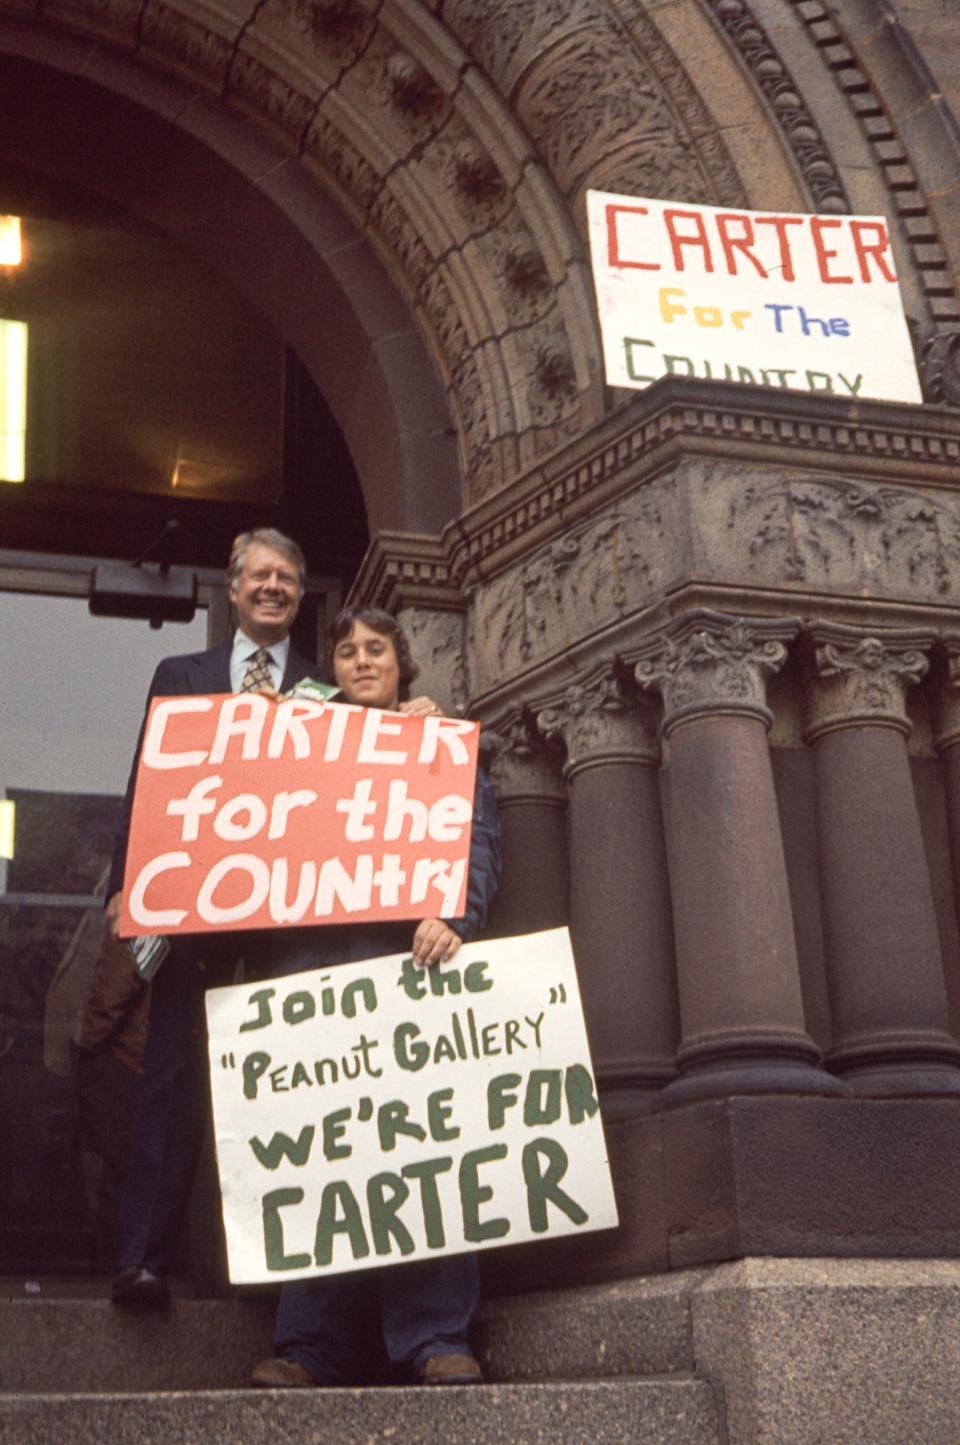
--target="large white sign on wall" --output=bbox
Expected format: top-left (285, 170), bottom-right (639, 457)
top-left (206, 927), bottom-right (619, 1284)
top-left (587, 190), bottom-right (922, 404)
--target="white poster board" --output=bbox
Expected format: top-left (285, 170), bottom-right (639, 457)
top-left (206, 927), bottom-right (619, 1284)
top-left (587, 189), bottom-right (922, 404)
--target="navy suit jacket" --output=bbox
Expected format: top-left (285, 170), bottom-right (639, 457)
top-left (108, 640), bottom-right (317, 900)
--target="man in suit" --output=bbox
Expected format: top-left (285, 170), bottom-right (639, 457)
top-left (108, 527), bottom-right (324, 1303)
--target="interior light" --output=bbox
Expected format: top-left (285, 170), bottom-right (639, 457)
top-left (0, 318), bottom-right (27, 482)
top-left (0, 800), bottom-right (14, 861)
top-left (0, 217), bottom-right (21, 266)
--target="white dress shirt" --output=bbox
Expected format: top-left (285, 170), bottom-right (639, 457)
top-left (229, 630), bottom-right (290, 694)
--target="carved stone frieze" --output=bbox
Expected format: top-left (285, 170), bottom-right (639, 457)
top-left (635, 612), bottom-right (798, 734)
top-left (464, 484), bottom-right (675, 693)
top-left (535, 670), bottom-right (659, 780)
top-left (446, 385), bottom-right (960, 595)
top-left (803, 625), bottom-right (931, 741)
top-left (714, 468), bottom-right (960, 601)
top-left (487, 713), bottom-right (567, 804)
top-left (396, 606), bottom-right (468, 716)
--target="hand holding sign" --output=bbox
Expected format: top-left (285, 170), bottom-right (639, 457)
top-left (205, 927), bottom-right (619, 1284)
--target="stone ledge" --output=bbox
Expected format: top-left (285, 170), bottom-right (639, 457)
top-left (691, 1257), bottom-right (960, 1445)
top-left (0, 1379), bottom-right (720, 1445)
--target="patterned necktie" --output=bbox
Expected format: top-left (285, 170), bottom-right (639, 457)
top-left (240, 647), bottom-right (274, 693)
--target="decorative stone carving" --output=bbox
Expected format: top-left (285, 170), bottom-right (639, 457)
top-left (488, 714), bottom-right (566, 804)
top-left (451, 140), bottom-right (506, 203)
top-left (516, 27), bottom-right (712, 201)
top-left (535, 671), bottom-right (658, 779)
top-left (138, 2), bottom-right (234, 91)
top-left (465, 487), bottom-right (673, 690)
top-left (803, 625), bottom-right (931, 742)
top-left (502, 240), bottom-right (551, 300)
top-left (715, 469), bottom-right (960, 600)
top-left (296, 0), bottom-right (371, 56)
top-left (636, 612), bottom-right (798, 734)
top-left (384, 52), bottom-right (444, 118)
top-left (781, 0), bottom-right (959, 325)
top-left (396, 606), bottom-right (468, 717)
top-left (921, 329), bottom-right (960, 408)
top-left (701, 0), bottom-right (848, 213)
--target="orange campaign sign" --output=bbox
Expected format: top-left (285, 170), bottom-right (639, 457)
top-left (118, 693), bottom-right (479, 939)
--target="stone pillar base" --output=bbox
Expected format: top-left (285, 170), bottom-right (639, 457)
top-left (480, 1096), bottom-right (960, 1294)
top-left (693, 1257), bottom-right (960, 1444)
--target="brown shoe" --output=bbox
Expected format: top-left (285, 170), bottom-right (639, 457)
top-left (250, 1357), bottom-right (318, 1389)
top-left (419, 1352), bottom-right (484, 1386)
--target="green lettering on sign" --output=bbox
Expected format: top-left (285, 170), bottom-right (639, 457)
top-left (262, 1187), bottom-right (310, 1271)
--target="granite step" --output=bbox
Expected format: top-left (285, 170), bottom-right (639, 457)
top-left (0, 1379), bottom-right (721, 1445)
top-left (0, 1273), bottom-right (702, 1392)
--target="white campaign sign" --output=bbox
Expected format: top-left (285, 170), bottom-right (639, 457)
top-left (586, 189), bottom-right (922, 404)
top-left (206, 927), bottom-right (618, 1284)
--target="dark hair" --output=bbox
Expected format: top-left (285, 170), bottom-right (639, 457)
top-left (326, 606), bottom-right (419, 701)
top-left (226, 528), bottom-right (306, 592)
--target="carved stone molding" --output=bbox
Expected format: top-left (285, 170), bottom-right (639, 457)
top-left (803, 625), bottom-right (931, 742)
top-left (445, 382), bottom-right (960, 597)
top-left (921, 329), bottom-right (960, 409)
top-left (349, 531), bottom-right (462, 613)
top-left (635, 611), bottom-right (798, 735)
top-left (535, 670), bottom-right (659, 781)
top-left (780, 0), bottom-right (960, 326)
top-left (487, 714), bottom-right (566, 805)
top-left (701, 0), bottom-right (848, 214)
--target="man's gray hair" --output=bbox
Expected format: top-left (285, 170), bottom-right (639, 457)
top-left (226, 528), bottom-right (306, 592)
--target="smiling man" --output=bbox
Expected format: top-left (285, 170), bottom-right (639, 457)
top-left (106, 527), bottom-right (322, 1306)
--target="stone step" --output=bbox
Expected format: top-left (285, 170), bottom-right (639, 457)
top-left (0, 1273), bottom-right (701, 1392)
top-left (0, 1380), bottom-right (721, 1445)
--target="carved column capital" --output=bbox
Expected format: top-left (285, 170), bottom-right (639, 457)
top-left (803, 624), bottom-right (931, 743)
top-left (932, 637), bottom-right (960, 753)
top-left (635, 611), bottom-right (798, 736)
top-left (535, 671), bottom-right (658, 782)
top-left (487, 713), bottom-right (566, 804)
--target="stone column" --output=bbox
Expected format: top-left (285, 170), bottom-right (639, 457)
top-left (637, 611), bottom-right (839, 1106)
top-left (536, 668), bottom-right (679, 1115)
top-left (932, 639), bottom-right (960, 933)
top-left (487, 713), bottom-right (569, 936)
top-left (805, 625), bottom-right (960, 1095)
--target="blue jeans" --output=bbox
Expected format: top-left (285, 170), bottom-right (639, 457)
top-left (274, 1253), bottom-right (480, 1384)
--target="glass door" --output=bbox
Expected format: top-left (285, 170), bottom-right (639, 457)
top-left (0, 572), bottom-right (210, 1273)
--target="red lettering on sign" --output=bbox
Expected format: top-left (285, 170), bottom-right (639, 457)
top-left (849, 220), bottom-right (896, 282)
top-left (605, 204), bottom-right (660, 270)
top-left (715, 213), bottom-right (768, 279)
top-left (811, 217), bottom-right (854, 284)
top-left (664, 209), bottom-right (714, 273)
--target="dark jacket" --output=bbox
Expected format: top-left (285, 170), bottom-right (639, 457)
top-left (108, 640), bottom-right (316, 900)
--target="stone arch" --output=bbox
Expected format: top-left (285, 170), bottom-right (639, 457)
top-left (0, 28), bottom-right (462, 534)
top-left (5, 0), bottom-right (948, 521)
top-left (0, 0), bottom-right (766, 509)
